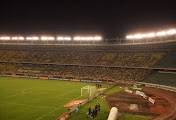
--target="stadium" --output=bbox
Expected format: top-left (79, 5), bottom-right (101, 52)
top-left (0, 30), bottom-right (176, 120)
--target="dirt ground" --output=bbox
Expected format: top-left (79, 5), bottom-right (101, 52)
top-left (106, 86), bottom-right (176, 120)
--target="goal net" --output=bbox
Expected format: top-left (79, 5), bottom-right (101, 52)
top-left (81, 85), bottom-right (96, 97)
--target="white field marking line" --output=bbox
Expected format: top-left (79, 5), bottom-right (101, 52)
top-left (0, 93), bottom-right (22, 101)
top-left (55, 89), bottom-right (80, 98)
top-left (0, 101), bottom-right (56, 109)
top-left (0, 86), bottom-right (55, 100)
top-left (21, 88), bottom-right (33, 94)
top-left (35, 95), bottom-right (85, 120)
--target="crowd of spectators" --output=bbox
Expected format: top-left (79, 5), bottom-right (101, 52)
top-left (0, 47), bottom-right (165, 82)
top-left (0, 63), bottom-right (152, 82)
top-left (0, 50), bottom-right (165, 67)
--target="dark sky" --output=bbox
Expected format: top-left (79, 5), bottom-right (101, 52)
top-left (1, 0), bottom-right (176, 38)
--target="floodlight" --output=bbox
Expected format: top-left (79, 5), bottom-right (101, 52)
top-left (141, 34), bottom-right (147, 38)
top-left (126, 35), bottom-right (134, 39)
top-left (74, 37), bottom-right (81, 41)
top-left (156, 31), bottom-right (166, 36)
top-left (57, 37), bottom-right (71, 41)
top-left (64, 37), bottom-right (71, 40)
top-left (47, 37), bottom-right (55, 40)
top-left (74, 36), bottom-right (102, 41)
top-left (18, 37), bottom-right (24, 40)
top-left (82, 37), bottom-right (94, 41)
top-left (57, 37), bottom-right (64, 40)
top-left (126, 28), bottom-right (176, 40)
top-left (134, 34), bottom-right (143, 39)
top-left (147, 33), bottom-right (155, 37)
top-left (32, 37), bottom-right (39, 40)
top-left (26, 37), bottom-right (39, 40)
top-left (11, 37), bottom-right (18, 40)
top-left (12, 37), bottom-right (24, 40)
top-left (26, 37), bottom-right (33, 40)
top-left (94, 36), bottom-right (102, 41)
top-left (0, 37), bottom-right (10, 40)
top-left (167, 29), bottom-right (176, 35)
top-left (41, 37), bottom-right (48, 40)
top-left (41, 36), bottom-right (55, 41)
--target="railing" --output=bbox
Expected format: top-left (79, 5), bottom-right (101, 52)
top-left (135, 82), bottom-right (176, 92)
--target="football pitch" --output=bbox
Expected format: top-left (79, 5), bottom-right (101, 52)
top-left (0, 77), bottom-right (101, 120)
top-left (0, 77), bottom-right (154, 120)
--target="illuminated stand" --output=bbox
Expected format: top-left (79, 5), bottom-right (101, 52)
top-left (126, 29), bottom-right (176, 44)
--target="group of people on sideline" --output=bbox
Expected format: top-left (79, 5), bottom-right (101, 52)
top-left (87, 103), bottom-right (100, 118)
top-left (95, 83), bottom-right (102, 88)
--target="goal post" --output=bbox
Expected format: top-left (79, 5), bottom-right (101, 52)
top-left (81, 85), bottom-right (96, 97)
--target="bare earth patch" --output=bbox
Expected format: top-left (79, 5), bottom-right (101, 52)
top-left (64, 99), bottom-right (86, 107)
top-left (106, 86), bottom-right (176, 119)
top-left (97, 88), bottom-right (106, 91)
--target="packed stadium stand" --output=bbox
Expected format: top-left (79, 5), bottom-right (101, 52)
top-left (0, 41), bottom-right (176, 86)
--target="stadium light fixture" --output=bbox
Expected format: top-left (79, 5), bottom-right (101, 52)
top-left (73, 36), bottom-right (102, 41)
top-left (147, 33), bottom-right (155, 38)
top-left (82, 37), bottom-right (94, 41)
top-left (74, 36), bottom-right (81, 41)
top-left (18, 37), bottom-right (24, 40)
top-left (156, 31), bottom-right (167, 36)
top-left (0, 37), bottom-right (10, 40)
top-left (141, 34), bottom-right (147, 38)
top-left (41, 37), bottom-right (47, 41)
top-left (57, 37), bottom-right (71, 41)
top-left (126, 28), bottom-right (176, 40)
top-left (11, 37), bottom-right (18, 40)
top-left (41, 36), bottom-right (55, 41)
top-left (94, 36), bottom-right (102, 41)
top-left (126, 35), bottom-right (134, 39)
top-left (11, 37), bottom-right (25, 40)
top-left (33, 37), bottom-right (39, 40)
top-left (134, 34), bottom-right (143, 39)
top-left (26, 37), bottom-right (39, 40)
top-left (64, 37), bottom-right (71, 40)
top-left (167, 29), bottom-right (176, 35)
top-left (47, 37), bottom-right (55, 40)
top-left (26, 37), bottom-right (33, 40)
top-left (57, 37), bottom-right (64, 40)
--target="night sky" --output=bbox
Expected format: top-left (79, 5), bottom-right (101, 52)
top-left (1, 0), bottom-right (176, 38)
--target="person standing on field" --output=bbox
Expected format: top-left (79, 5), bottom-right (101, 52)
top-left (75, 107), bottom-right (78, 114)
top-left (88, 107), bottom-right (91, 115)
top-left (98, 103), bottom-right (100, 111)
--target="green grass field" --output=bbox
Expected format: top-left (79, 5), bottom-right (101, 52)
top-left (0, 77), bottom-right (154, 120)
top-left (0, 77), bottom-right (107, 120)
